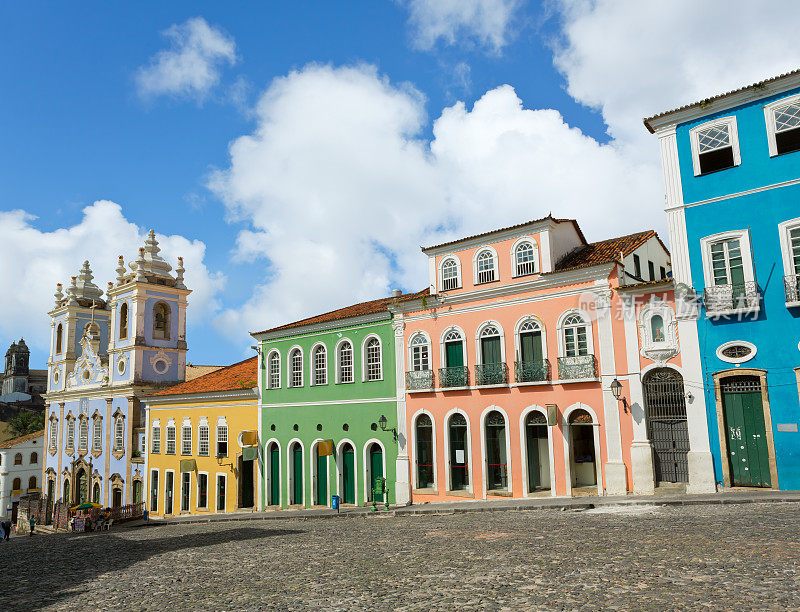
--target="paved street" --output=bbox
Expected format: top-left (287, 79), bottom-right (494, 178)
top-left (1, 502), bottom-right (799, 610)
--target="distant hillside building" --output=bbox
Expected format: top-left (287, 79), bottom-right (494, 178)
top-left (1, 339), bottom-right (46, 401)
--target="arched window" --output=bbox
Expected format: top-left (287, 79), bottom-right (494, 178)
top-left (514, 241), bottom-right (537, 276)
top-left (365, 337), bottom-right (382, 381)
top-left (517, 319), bottom-right (545, 377)
top-left (268, 351), bottom-right (281, 389)
top-left (476, 249), bottom-right (497, 284)
top-left (13, 477), bottom-right (21, 491)
top-left (119, 303), bottom-right (129, 340)
top-left (28, 476), bottom-right (37, 490)
top-left (338, 341), bottom-right (354, 383)
top-left (562, 314), bottom-right (589, 357)
top-left (114, 417), bottom-right (124, 451)
top-left (410, 334), bottom-right (430, 371)
top-left (448, 413), bottom-right (469, 491)
top-left (313, 345), bottom-right (327, 385)
top-left (441, 328), bottom-right (466, 387)
top-left (14, 453), bottom-right (23, 465)
top-left (79, 419), bottom-right (89, 451)
top-left (30, 451), bottom-right (38, 464)
top-left (66, 419), bottom-right (75, 449)
top-left (55, 323), bottom-right (63, 354)
top-left (441, 258), bottom-right (460, 290)
top-left (415, 414), bottom-right (434, 488)
top-left (93, 418), bottom-right (102, 451)
top-left (485, 410), bottom-right (509, 491)
top-left (479, 325), bottom-right (502, 365)
top-left (650, 314), bottom-right (665, 343)
top-left (290, 349), bottom-right (303, 387)
top-left (152, 302), bottom-right (170, 340)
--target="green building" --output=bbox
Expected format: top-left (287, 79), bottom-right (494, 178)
top-left (252, 292), bottom-right (420, 509)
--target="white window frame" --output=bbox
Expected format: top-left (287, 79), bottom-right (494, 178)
top-left (511, 236), bottom-right (539, 277)
top-left (149, 468), bottom-right (159, 513)
top-left (439, 325), bottom-right (467, 368)
top-left (216, 472), bottom-right (227, 512)
top-left (699, 229), bottom-right (755, 289)
top-left (335, 338), bottom-right (354, 384)
top-left (166, 423), bottom-right (176, 455)
top-left (78, 418), bottom-right (89, 451)
top-left (778, 217), bottom-right (800, 277)
top-left (513, 315), bottom-right (548, 362)
top-left (443, 408), bottom-right (473, 495)
top-left (180, 471), bottom-right (191, 512)
top-left (763, 92), bottom-right (800, 157)
top-left (49, 417), bottom-right (58, 449)
top-left (410, 410), bottom-right (437, 491)
top-left (288, 346), bottom-right (304, 388)
top-left (438, 256), bottom-right (462, 291)
top-left (93, 416), bottom-right (103, 452)
top-left (556, 310), bottom-right (594, 358)
top-left (66, 417), bottom-right (75, 449)
top-left (181, 419), bottom-right (192, 455)
top-left (114, 416), bottom-right (125, 452)
top-left (716, 340), bottom-right (757, 364)
top-left (362, 334), bottom-right (383, 381)
top-left (688, 116), bottom-right (741, 176)
top-left (216, 420), bottom-right (228, 458)
top-left (473, 246), bottom-right (498, 285)
top-left (198, 420), bottom-right (210, 457)
top-left (407, 332), bottom-right (432, 371)
top-left (310, 342), bottom-right (327, 386)
top-left (196, 471), bottom-right (209, 509)
top-left (151, 422), bottom-right (161, 454)
top-left (267, 350), bottom-right (281, 389)
top-left (474, 320), bottom-right (506, 366)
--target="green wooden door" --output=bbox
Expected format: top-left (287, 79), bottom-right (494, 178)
top-left (269, 445), bottom-right (279, 506)
top-left (292, 446), bottom-right (303, 505)
top-left (520, 332), bottom-right (543, 363)
top-left (481, 336), bottom-right (502, 364)
top-left (370, 445), bottom-right (384, 502)
top-left (316, 449), bottom-right (328, 506)
top-left (445, 341), bottom-right (463, 367)
top-left (342, 446), bottom-right (355, 504)
top-left (722, 382), bottom-right (771, 487)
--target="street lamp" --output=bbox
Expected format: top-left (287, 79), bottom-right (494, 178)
top-left (610, 378), bottom-right (628, 413)
top-left (378, 415), bottom-right (397, 442)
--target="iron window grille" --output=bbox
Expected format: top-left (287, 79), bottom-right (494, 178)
top-left (515, 242), bottom-right (537, 276)
top-left (785, 275), bottom-right (800, 305)
top-left (406, 369), bottom-right (434, 390)
top-left (475, 362), bottom-right (508, 385)
top-left (476, 250), bottom-right (496, 284)
top-left (557, 354), bottom-right (597, 380)
top-left (365, 338), bottom-right (382, 381)
top-left (439, 366), bottom-right (469, 388)
top-left (514, 359), bottom-right (550, 382)
top-left (704, 281), bottom-right (760, 314)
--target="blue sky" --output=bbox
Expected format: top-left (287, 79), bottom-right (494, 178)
top-left (1, 1), bottom-right (798, 369)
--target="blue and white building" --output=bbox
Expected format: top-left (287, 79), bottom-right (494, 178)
top-left (43, 231), bottom-right (191, 507)
top-left (645, 70), bottom-right (800, 491)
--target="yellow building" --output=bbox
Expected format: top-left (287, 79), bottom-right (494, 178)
top-left (142, 357), bottom-right (259, 517)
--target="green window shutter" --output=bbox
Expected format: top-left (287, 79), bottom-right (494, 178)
top-left (445, 341), bottom-right (464, 368)
top-left (520, 332), bottom-right (542, 363)
top-left (481, 336), bottom-right (502, 364)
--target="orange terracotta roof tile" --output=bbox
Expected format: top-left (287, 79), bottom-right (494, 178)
top-left (253, 289), bottom-right (429, 336)
top-left (552, 230), bottom-right (665, 273)
top-left (0, 429), bottom-right (45, 448)
top-left (422, 215), bottom-right (585, 251)
top-left (616, 278), bottom-right (674, 292)
top-left (147, 357), bottom-right (257, 398)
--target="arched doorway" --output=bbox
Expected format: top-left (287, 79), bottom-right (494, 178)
top-left (525, 411), bottom-right (550, 493)
top-left (63, 478), bottom-right (70, 505)
top-left (132, 480), bottom-right (143, 504)
top-left (568, 409), bottom-right (597, 488)
top-left (367, 443), bottom-right (384, 503)
top-left (339, 443), bottom-right (355, 504)
top-left (112, 487), bottom-right (122, 508)
top-left (484, 410), bottom-right (508, 493)
top-left (643, 368), bottom-right (689, 483)
top-left (290, 443), bottom-right (303, 506)
top-left (76, 468), bottom-right (88, 505)
top-left (314, 443), bottom-right (328, 506)
top-left (92, 482), bottom-right (101, 504)
top-left (415, 414), bottom-right (434, 489)
top-left (448, 413), bottom-right (469, 491)
top-left (268, 442), bottom-right (280, 506)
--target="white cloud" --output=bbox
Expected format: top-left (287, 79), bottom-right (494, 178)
top-left (0, 201), bottom-right (225, 353)
top-left (402, 0), bottom-right (522, 52)
top-left (210, 63), bottom-right (661, 337)
top-left (552, 0), bottom-right (800, 147)
top-left (136, 16), bottom-right (237, 101)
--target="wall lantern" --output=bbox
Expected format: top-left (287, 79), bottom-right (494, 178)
top-left (378, 414), bottom-right (397, 442)
top-left (610, 378), bottom-right (628, 413)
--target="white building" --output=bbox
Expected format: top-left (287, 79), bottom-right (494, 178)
top-left (0, 430), bottom-right (44, 522)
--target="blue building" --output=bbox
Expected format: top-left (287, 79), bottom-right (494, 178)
top-left (43, 231), bottom-right (191, 507)
top-left (645, 70), bottom-right (800, 491)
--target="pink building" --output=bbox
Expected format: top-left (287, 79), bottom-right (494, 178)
top-left (390, 216), bottom-right (713, 502)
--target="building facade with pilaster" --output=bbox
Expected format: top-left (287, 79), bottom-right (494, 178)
top-left (645, 70), bottom-right (800, 491)
top-left (43, 231), bottom-right (191, 508)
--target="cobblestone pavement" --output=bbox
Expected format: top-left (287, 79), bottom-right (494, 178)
top-left (1, 502), bottom-right (799, 610)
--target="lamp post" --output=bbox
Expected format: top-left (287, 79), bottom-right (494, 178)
top-left (378, 414), bottom-right (397, 442)
top-left (610, 378), bottom-right (628, 413)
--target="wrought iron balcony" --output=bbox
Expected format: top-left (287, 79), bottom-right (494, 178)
top-left (438, 366), bottom-right (469, 388)
top-left (785, 275), bottom-right (800, 306)
top-left (514, 359), bottom-right (550, 383)
top-left (557, 355), bottom-right (597, 380)
top-left (406, 369), bottom-right (434, 390)
top-left (703, 282), bottom-right (760, 315)
top-left (474, 362), bottom-right (508, 386)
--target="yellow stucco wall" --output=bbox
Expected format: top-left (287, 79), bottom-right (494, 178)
top-left (146, 397), bottom-right (257, 516)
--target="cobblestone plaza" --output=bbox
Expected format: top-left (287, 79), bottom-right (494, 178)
top-left (2, 503), bottom-right (799, 610)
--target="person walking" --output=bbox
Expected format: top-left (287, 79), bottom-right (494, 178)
top-left (28, 515), bottom-right (35, 537)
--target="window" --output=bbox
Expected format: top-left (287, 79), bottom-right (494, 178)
top-left (710, 238), bottom-right (745, 287)
top-left (216, 424), bottom-right (228, 458)
top-left (689, 117), bottom-right (740, 175)
top-left (79, 419), bottom-right (88, 451)
top-left (410, 334), bottom-right (430, 371)
top-left (66, 419), bottom-right (75, 449)
top-left (268, 351), bottom-right (281, 389)
top-left (338, 341), bottom-right (353, 383)
top-left (119, 302), bottom-right (128, 340)
top-left (150, 470), bottom-right (159, 512)
top-left (514, 241), bottom-right (537, 276)
top-left (290, 349), bottom-right (303, 387)
top-left (50, 419), bottom-right (58, 449)
top-left (448, 413), bottom-right (469, 491)
top-left (217, 474), bottom-right (226, 512)
top-left (14, 452), bottom-right (22, 466)
top-left (648, 261), bottom-right (655, 281)
top-left (55, 323), bottom-right (63, 354)
top-left (114, 417), bottom-right (124, 451)
top-left (765, 93), bottom-right (800, 156)
top-left (166, 425), bottom-right (176, 454)
top-left (415, 413), bottom-right (434, 488)
top-left (716, 340), bottom-right (757, 364)
top-left (365, 337), bottom-right (382, 381)
top-left (198, 424), bottom-right (209, 456)
top-left (181, 472), bottom-right (190, 512)
top-left (701, 231), bottom-right (757, 314)
top-left (485, 411), bottom-right (508, 491)
top-left (475, 249), bottom-right (497, 284)
top-left (778, 218), bottom-right (800, 305)
top-left (93, 418), bottom-right (102, 451)
top-left (479, 325), bottom-right (502, 365)
top-left (181, 424), bottom-right (192, 455)
top-left (12, 477), bottom-right (21, 491)
top-left (28, 476), bottom-right (37, 491)
top-left (790, 228), bottom-right (800, 276)
top-left (660, 266), bottom-right (666, 279)
top-left (197, 473), bottom-right (208, 509)
top-left (152, 302), bottom-right (170, 340)
top-left (313, 345), bottom-right (327, 385)
top-left (562, 314), bottom-right (589, 357)
top-left (650, 315), bottom-right (665, 342)
top-left (30, 452), bottom-right (37, 464)
top-left (441, 258), bottom-right (460, 291)
top-left (151, 425), bottom-right (161, 453)
top-left (633, 254), bottom-right (642, 279)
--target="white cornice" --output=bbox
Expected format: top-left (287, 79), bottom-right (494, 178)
top-left (676, 176), bottom-right (800, 210)
top-left (44, 385), bottom-right (153, 402)
top-left (260, 396), bottom-right (397, 408)
top-left (421, 219), bottom-right (562, 256)
top-left (142, 387), bottom-right (258, 405)
top-left (252, 311), bottom-right (391, 342)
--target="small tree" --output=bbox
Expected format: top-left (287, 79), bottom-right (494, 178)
top-left (7, 411), bottom-right (44, 438)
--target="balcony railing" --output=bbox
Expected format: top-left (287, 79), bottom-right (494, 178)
top-left (557, 355), bottom-right (597, 380)
top-left (474, 362), bottom-right (508, 386)
top-left (703, 282), bottom-right (760, 315)
top-left (406, 369), bottom-right (434, 390)
top-left (514, 359), bottom-right (550, 383)
top-left (785, 275), bottom-right (800, 305)
top-left (438, 366), bottom-right (469, 388)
